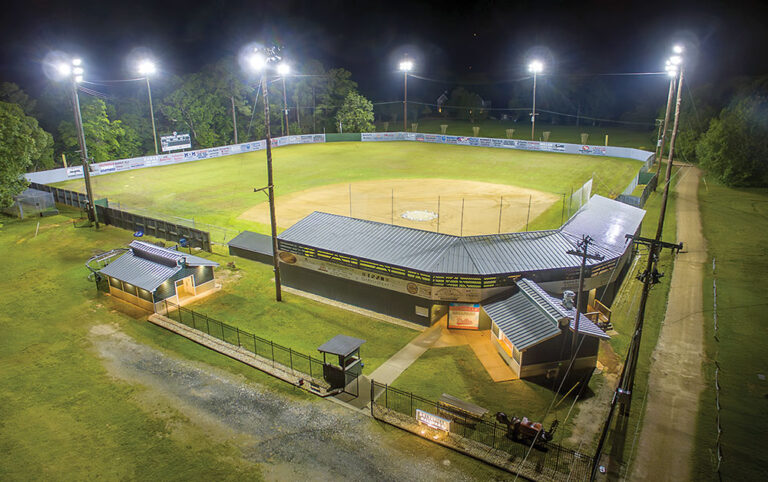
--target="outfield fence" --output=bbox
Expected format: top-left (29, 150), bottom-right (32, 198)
top-left (159, 299), bottom-right (327, 386)
top-left (29, 182), bottom-right (213, 251)
top-left (371, 381), bottom-right (593, 481)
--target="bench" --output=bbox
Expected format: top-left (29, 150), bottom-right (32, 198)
top-left (437, 393), bottom-right (488, 426)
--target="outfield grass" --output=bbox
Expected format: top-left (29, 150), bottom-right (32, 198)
top-left (695, 180), bottom-right (768, 481)
top-left (185, 258), bottom-right (419, 374)
top-left (54, 142), bottom-right (643, 234)
top-left (381, 118), bottom-right (655, 150)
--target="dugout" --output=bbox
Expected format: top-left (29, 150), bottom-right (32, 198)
top-left (228, 231), bottom-right (274, 264)
top-left (2, 188), bottom-right (58, 219)
top-left (99, 240), bottom-right (219, 311)
top-left (274, 195), bottom-right (645, 326)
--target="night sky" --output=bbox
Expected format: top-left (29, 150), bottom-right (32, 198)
top-left (2, 0), bottom-right (767, 108)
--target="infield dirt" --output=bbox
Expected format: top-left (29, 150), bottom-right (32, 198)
top-left (240, 178), bottom-right (560, 235)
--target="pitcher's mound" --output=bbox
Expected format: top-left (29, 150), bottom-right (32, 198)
top-left (239, 178), bottom-right (559, 236)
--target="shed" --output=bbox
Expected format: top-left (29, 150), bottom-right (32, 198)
top-left (99, 240), bottom-right (219, 311)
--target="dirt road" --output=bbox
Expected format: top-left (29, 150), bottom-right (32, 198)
top-left (631, 166), bottom-right (706, 480)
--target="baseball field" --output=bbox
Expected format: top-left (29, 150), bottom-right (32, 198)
top-left (54, 141), bottom-right (644, 238)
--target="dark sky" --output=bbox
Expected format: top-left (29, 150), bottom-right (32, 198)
top-left (2, 0), bottom-right (767, 108)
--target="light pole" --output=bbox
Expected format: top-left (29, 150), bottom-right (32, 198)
top-left (57, 58), bottom-right (99, 228)
top-left (248, 47), bottom-right (284, 302)
top-left (655, 58), bottom-right (678, 187)
top-left (399, 59), bottom-right (413, 132)
top-left (528, 60), bottom-right (543, 141)
top-left (665, 48), bottom-right (685, 184)
top-left (277, 62), bottom-right (290, 136)
top-left (137, 59), bottom-right (159, 155)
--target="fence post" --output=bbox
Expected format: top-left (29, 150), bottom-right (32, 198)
top-left (492, 421), bottom-right (496, 449)
top-left (236, 327), bottom-right (241, 347)
top-left (205, 315), bottom-right (210, 335)
top-left (253, 334), bottom-right (258, 355)
top-left (178, 307), bottom-right (183, 323)
top-left (271, 341), bottom-right (275, 367)
top-left (289, 348), bottom-right (294, 374)
top-left (385, 384), bottom-right (388, 409)
top-left (370, 379), bottom-right (375, 417)
top-left (191, 310), bottom-right (196, 330)
top-left (410, 391), bottom-right (414, 417)
top-left (220, 321), bottom-right (225, 340)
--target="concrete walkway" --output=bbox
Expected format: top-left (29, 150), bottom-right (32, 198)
top-left (368, 319), bottom-right (444, 385)
top-left (631, 166), bottom-right (706, 480)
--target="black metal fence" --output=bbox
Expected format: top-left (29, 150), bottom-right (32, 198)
top-left (29, 182), bottom-right (212, 251)
top-left (161, 300), bottom-right (326, 384)
top-left (371, 381), bottom-right (593, 481)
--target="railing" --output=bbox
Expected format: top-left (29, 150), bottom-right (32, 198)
top-left (371, 381), bottom-right (593, 481)
top-left (160, 300), bottom-right (326, 386)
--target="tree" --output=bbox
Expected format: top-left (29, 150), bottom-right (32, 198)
top-left (58, 97), bottom-right (139, 163)
top-left (0, 102), bottom-right (53, 206)
top-left (0, 82), bottom-right (37, 115)
top-left (449, 87), bottom-right (485, 122)
top-left (315, 68), bottom-right (357, 132)
top-left (696, 95), bottom-right (768, 187)
top-left (336, 92), bottom-right (375, 133)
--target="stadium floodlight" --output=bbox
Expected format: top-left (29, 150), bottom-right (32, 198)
top-left (248, 52), bottom-right (267, 71)
top-left (138, 59), bottom-right (157, 76)
top-left (56, 63), bottom-right (71, 77)
top-left (277, 62), bottom-right (290, 76)
top-left (72, 58), bottom-right (82, 66)
top-left (399, 58), bottom-right (414, 131)
top-left (673, 44), bottom-right (684, 54)
top-left (528, 60), bottom-right (544, 140)
top-left (137, 59), bottom-right (160, 155)
top-left (74, 75), bottom-right (84, 83)
top-left (528, 59), bottom-right (544, 74)
top-left (670, 55), bottom-right (682, 65)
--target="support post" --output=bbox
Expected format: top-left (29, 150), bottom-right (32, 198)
top-left (261, 75), bottom-right (282, 302)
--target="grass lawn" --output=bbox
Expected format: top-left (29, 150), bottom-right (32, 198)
top-left (381, 118), bottom-right (655, 151)
top-left (54, 142), bottom-right (643, 234)
top-left (695, 180), bottom-right (768, 481)
top-left (0, 209), bottom-right (277, 480)
top-left (389, 344), bottom-right (606, 446)
top-left (185, 257), bottom-right (419, 375)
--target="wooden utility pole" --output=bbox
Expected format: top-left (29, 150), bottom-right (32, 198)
top-left (403, 71), bottom-right (408, 132)
top-left (281, 76), bottom-right (289, 136)
top-left (231, 96), bottom-right (238, 144)
top-left (261, 73), bottom-right (282, 302)
top-left (665, 65), bottom-right (685, 184)
top-left (566, 235), bottom-right (604, 357)
top-left (654, 75), bottom-right (676, 189)
top-left (71, 81), bottom-right (99, 228)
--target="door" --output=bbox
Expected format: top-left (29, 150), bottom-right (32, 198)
top-left (175, 276), bottom-right (196, 300)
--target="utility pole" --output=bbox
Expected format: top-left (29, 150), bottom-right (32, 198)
top-left (654, 74), bottom-right (676, 189)
top-left (281, 76), bottom-right (289, 136)
top-left (260, 73), bottom-right (282, 302)
top-left (71, 81), bottom-right (99, 229)
top-left (531, 70), bottom-right (538, 141)
top-left (566, 235), bottom-right (604, 357)
top-left (146, 77), bottom-right (159, 155)
top-left (231, 96), bottom-right (238, 144)
top-left (665, 64), bottom-right (685, 184)
top-left (403, 70), bottom-right (408, 132)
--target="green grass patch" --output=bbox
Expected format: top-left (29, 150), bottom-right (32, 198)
top-left (695, 180), bottom-right (768, 481)
top-left (386, 118), bottom-right (655, 150)
top-left (185, 257), bottom-right (419, 375)
top-left (0, 210), bottom-right (269, 480)
top-left (55, 142), bottom-right (643, 233)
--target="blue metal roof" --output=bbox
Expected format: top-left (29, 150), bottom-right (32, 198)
top-left (99, 241), bottom-right (218, 292)
top-left (278, 195), bottom-right (643, 277)
top-left (484, 278), bottom-right (610, 350)
top-left (100, 251), bottom-right (181, 292)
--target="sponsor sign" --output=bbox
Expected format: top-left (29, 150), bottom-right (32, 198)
top-left (99, 162), bottom-right (116, 173)
top-left (415, 306), bottom-right (429, 317)
top-left (161, 132), bottom-right (192, 152)
top-left (448, 303), bottom-right (481, 330)
top-left (66, 166), bottom-right (83, 178)
top-left (416, 409), bottom-right (451, 431)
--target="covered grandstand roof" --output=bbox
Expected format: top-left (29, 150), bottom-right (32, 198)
top-left (278, 195), bottom-right (644, 276)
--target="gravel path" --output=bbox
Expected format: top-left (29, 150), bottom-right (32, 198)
top-left (91, 325), bottom-right (503, 481)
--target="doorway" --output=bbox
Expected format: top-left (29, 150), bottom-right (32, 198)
top-left (175, 276), bottom-right (196, 301)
